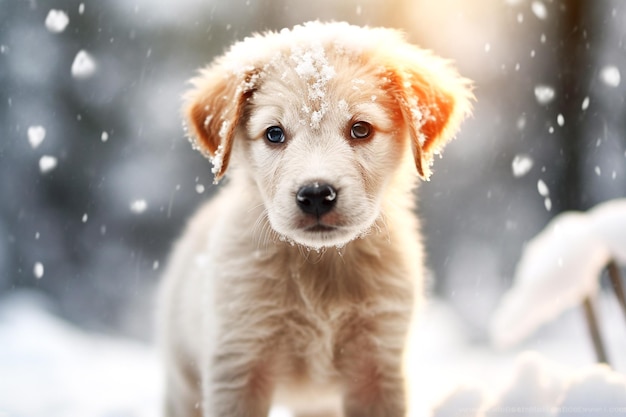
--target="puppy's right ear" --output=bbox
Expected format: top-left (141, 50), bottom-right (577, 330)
top-left (183, 66), bottom-right (257, 183)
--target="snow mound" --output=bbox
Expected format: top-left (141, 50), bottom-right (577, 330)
top-left (1, 292), bottom-right (624, 417)
top-left (0, 291), bottom-right (162, 417)
top-left (433, 351), bottom-right (626, 417)
top-left (490, 199), bottom-right (626, 349)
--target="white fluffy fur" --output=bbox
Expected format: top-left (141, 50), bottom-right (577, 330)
top-left (159, 21), bottom-right (472, 417)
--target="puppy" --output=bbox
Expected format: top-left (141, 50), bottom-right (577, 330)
top-left (159, 21), bottom-right (472, 417)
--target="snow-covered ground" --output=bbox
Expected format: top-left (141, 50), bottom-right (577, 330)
top-left (1, 289), bottom-right (625, 417)
top-left (0, 291), bottom-right (162, 417)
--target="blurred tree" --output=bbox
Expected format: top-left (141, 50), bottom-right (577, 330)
top-left (554, 0), bottom-right (609, 212)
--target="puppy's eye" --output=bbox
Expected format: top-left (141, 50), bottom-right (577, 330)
top-left (350, 121), bottom-right (372, 140)
top-left (265, 126), bottom-right (285, 144)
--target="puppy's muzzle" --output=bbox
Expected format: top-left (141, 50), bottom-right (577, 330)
top-left (296, 182), bottom-right (337, 217)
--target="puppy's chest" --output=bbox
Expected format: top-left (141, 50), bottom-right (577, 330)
top-left (271, 268), bottom-right (372, 381)
top-left (276, 297), bottom-right (353, 383)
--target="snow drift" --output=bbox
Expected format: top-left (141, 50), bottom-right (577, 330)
top-left (490, 199), bottom-right (626, 349)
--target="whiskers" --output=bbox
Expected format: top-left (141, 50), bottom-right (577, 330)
top-left (250, 206), bottom-right (276, 249)
top-left (373, 209), bottom-right (392, 245)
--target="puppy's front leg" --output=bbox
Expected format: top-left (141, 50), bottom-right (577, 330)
top-left (203, 344), bottom-right (275, 417)
top-left (336, 318), bottom-right (409, 417)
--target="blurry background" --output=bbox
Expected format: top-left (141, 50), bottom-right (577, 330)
top-left (1, 0), bottom-right (625, 341)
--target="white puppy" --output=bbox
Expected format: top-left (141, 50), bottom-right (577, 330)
top-left (159, 21), bottom-right (472, 417)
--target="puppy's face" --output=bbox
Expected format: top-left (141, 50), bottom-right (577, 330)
top-left (184, 22), bottom-right (473, 249)
top-left (242, 57), bottom-right (406, 248)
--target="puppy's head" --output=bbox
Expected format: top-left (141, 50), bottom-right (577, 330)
top-left (184, 22), bottom-right (473, 249)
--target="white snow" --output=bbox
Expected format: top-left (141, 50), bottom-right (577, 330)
top-left (27, 125), bottom-right (46, 149)
top-left (289, 43), bottom-right (335, 129)
top-left (82, 213), bottom-right (88, 223)
top-left (453, 352), bottom-right (626, 417)
top-left (512, 154), bottom-right (533, 178)
top-left (45, 9), bottom-right (69, 33)
top-left (557, 113), bottom-right (564, 126)
top-left (531, 1), bottom-right (548, 20)
top-left (78, 3), bottom-right (85, 14)
top-left (537, 179), bottom-right (549, 197)
top-left (587, 199), bottom-right (626, 264)
top-left (210, 143), bottom-right (225, 181)
top-left (195, 184), bottom-right (205, 194)
top-left (490, 199), bottom-right (626, 349)
top-left (130, 199), bottom-right (148, 214)
top-left (534, 85), bottom-right (555, 105)
top-left (544, 197), bottom-right (552, 211)
top-left (101, 131), bottom-right (109, 142)
top-left (582, 96), bottom-right (590, 110)
top-left (33, 262), bottom-right (44, 279)
top-left (39, 155), bottom-right (58, 173)
top-left (1, 290), bottom-right (624, 417)
top-left (600, 65), bottom-right (621, 87)
top-left (0, 292), bottom-right (162, 417)
top-left (71, 50), bottom-right (97, 79)
top-left (558, 367), bottom-right (626, 415)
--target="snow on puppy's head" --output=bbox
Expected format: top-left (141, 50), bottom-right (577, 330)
top-left (182, 21), bottom-right (473, 183)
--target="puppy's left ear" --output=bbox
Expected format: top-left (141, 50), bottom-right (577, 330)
top-left (386, 46), bottom-right (473, 180)
top-left (183, 66), bottom-right (257, 183)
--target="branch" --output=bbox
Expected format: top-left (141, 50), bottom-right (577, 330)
top-left (582, 296), bottom-right (609, 365)
top-left (607, 260), bottom-right (626, 322)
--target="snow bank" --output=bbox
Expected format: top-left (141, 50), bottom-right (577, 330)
top-left (433, 351), bottom-right (626, 417)
top-left (0, 291), bottom-right (162, 417)
top-left (2, 292), bottom-right (623, 417)
top-left (490, 199), bottom-right (626, 349)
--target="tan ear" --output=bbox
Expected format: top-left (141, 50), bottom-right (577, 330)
top-left (183, 67), bottom-right (257, 183)
top-left (384, 47), bottom-right (473, 179)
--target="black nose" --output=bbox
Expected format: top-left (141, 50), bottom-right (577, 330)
top-left (296, 183), bottom-right (337, 216)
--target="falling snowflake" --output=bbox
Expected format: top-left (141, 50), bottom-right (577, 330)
top-left (537, 179), bottom-right (550, 197)
top-left (45, 9), bottom-right (69, 33)
top-left (600, 65), bottom-right (621, 87)
top-left (33, 262), bottom-right (44, 279)
top-left (512, 154), bottom-right (534, 178)
top-left (71, 50), bottom-right (97, 79)
top-left (130, 199), bottom-right (147, 214)
top-left (581, 96), bottom-right (590, 111)
top-left (27, 126), bottom-right (46, 149)
top-left (544, 197), bottom-right (552, 211)
top-left (39, 155), bottom-right (58, 174)
top-left (534, 85), bottom-right (555, 105)
top-left (531, 1), bottom-right (548, 20)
